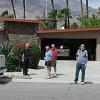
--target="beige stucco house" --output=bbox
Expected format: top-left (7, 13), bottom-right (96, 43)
top-left (37, 28), bottom-right (100, 61)
top-left (0, 18), bottom-right (43, 44)
top-left (0, 18), bottom-right (100, 61)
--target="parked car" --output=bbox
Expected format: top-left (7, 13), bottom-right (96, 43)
top-left (0, 55), bottom-right (7, 75)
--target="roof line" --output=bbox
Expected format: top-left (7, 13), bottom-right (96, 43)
top-left (0, 18), bottom-right (43, 24)
top-left (37, 27), bottom-right (100, 33)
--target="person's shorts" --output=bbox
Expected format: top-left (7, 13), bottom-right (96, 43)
top-left (51, 61), bottom-right (57, 67)
top-left (45, 61), bottom-right (51, 66)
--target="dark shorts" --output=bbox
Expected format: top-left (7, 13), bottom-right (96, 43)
top-left (45, 61), bottom-right (51, 66)
top-left (51, 61), bottom-right (57, 67)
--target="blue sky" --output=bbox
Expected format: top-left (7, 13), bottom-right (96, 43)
top-left (78, 0), bottom-right (100, 8)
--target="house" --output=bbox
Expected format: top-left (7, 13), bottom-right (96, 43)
top-left (37, 28), bottom-right (100, 61)
top-left (0, 18), bottom-right (100, 61)
top-left (0, 18), bottom-right (44, 44)
top-left (0, 28), bottom-right (7, 44)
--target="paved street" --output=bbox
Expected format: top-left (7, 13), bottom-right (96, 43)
top-left (0, 83), bottom-right (100, 100)
top-left (1, 61), bottom-right (100, 100)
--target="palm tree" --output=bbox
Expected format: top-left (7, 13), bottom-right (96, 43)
top-left (11, 0), bottom-right (16, 18)
top-left (80, 0), bottom-right (83, 17)
top-left (23, 0), bottom-right (26, 18)
top-left (50, 0), bottom-right (57, 29)
top-left (65, 0), bottom-right (70, 29)
top-left (58, 8), bottom-right (71, 29)
top-left (86, 0), bottom-right (89, 18)
top-left (98, 7), bottom-right (100, 16)
top-left (51, 0), bottom-right (55, 10)
top-left (0, 10), bottom-right (14, 18)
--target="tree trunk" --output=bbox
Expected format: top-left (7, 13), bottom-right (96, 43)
top-left (98, 7), bottom-right (100, 16)
top-left (51, 0), bottom-right (55, 10)
top-left (11, 0), bottom-right (16, 18)
top-left (51, 0), bottom-right (57, 29)
top-left (86, 0), bottom-right (89, 18)
top-left (80, 0), bottom-right (83, 17)
top-left (65, 0), bottom-right (70, 29)
top-left (23, 0), bottom-right (26, 19)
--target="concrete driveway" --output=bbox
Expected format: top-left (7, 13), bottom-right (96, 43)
top-left (4, 60), bottom-right (100, 84)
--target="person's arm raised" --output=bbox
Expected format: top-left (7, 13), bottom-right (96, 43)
top-left (60, 45), bottom-right (64, 50)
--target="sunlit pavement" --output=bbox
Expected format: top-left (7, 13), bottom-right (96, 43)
top-left (4, 60), bottom-right (100, 84)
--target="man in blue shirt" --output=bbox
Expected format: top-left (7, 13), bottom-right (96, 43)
top-left (74, 44), bottom-right (88, 85)
top-left (44, 46), bottom-right (52, 79)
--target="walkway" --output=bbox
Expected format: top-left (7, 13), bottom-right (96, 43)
top-left (4, 60), bottom-right (100, 84)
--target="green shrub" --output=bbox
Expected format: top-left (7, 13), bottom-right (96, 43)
top-left (29, 44), bottom-right (41, 69)
top-left (0, 41), bottom-right (41, 71)
top-left (0, 40), bottom-right (13, 57)
top-left (14, 43), bottom-right (41, 69)
top-left (0, 41), bottom-right (22, 72)
top-left (6, 53), bottom-right (22, 72)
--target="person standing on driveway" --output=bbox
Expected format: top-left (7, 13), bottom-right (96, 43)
top-left (74, 44), bottom-right (88, 85)
top-left (50, 44), bottom-right (63, 77)
top-left (44, 46), bottom-right (52, 79)
top-left (22, 43), bottom-right (31, 76)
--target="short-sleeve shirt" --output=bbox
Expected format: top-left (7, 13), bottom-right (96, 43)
top-left (50, 48), bottom-right (60, 61)
top-left (44, 50), bottom-right (52, 61)
top-left (76, 49), bottom-right (88, 64)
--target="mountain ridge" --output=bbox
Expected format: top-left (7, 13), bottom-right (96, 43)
top-left (0, 0), bottom-right (95, 19)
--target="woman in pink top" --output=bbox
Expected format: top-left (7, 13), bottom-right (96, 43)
top-left (50, 44), bottom-right (63, 77)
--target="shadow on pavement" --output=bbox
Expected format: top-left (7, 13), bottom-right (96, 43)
top-left (29, 73), bottom-right (36, 75)
top-left (0, 76), bottom-right (12, 84)
top-left (37, 66), bottom-right (45, 70)
top-left (56, 74), bottom-right (65, 76)
top-left (85, 81), bottom-right (94, 84)
top-left (70, 81), bottom-right (93, 85)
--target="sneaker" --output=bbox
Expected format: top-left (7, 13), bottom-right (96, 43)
top-left (45, 76), bottom-right (51, 79)
top-left (49, 73), bottom-right (51, 77)
top-left (81, 82), bottom-right (85, 85)
top-left (74, 79), bottom-right (78, 84)
top-left (23, 75), bottom-right (32, 79)
top-left (74, 81), bottom-right (78, 84)
top-left (53, 73), bottom-right (57, 77)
